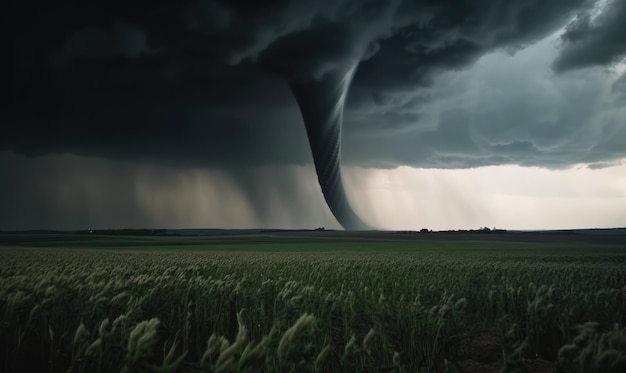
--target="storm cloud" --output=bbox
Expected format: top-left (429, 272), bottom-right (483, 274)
top-left (553, 0), bottom-right (626, 72)
top-left (2, 0), bottom-right (625, 229)
top-left (5, 0), bottom-right (621, 165)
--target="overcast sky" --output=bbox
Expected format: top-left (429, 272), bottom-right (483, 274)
top-left (1, 0), bottom-right (625, 230)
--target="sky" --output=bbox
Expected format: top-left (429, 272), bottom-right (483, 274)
top-left (1, 0), bottom-right (625, 231)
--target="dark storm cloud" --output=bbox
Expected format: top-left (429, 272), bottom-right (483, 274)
top-left (53, 21), bottom-right (153, 64)
top-left (2, 0), bottom-right (621, 171)
top-left (553, 0), bottom-right (626, 72)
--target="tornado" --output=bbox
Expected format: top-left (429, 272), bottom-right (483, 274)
top-left (289, 63), bottom-right (370, 230)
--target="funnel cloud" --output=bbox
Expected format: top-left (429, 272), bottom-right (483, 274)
top-left (290, 63), bottom-right (369, 229)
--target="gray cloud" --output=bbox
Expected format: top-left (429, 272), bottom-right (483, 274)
top-left (613, 72), bottom-right (626, 97)
top-left (553, 0), bottom-right (626, 72)
top-left (1, 1), bottom-right (624, 172)
top-left (344, 29), bottom-right (626, 169)
top-left (53, 20), bottom-right (153, 65)
top-left (4, 0), bottom-right (611, 167)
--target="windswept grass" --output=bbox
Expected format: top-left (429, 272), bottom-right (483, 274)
top-left (0, 235), bottom-right (625, 372)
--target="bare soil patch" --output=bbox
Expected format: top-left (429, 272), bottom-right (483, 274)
top-left (446, 333), bottom-right (556, 373)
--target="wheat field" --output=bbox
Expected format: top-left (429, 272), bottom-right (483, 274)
top-left (1, 234), bottom-right (625, 372)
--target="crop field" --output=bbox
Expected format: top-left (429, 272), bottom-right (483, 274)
top-left (1, 233), bottom-right (625, 372)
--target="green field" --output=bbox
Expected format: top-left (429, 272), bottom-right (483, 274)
top-left (1, 234), bottom-right (625, 372)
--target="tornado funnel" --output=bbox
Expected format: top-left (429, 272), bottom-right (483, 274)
top-left (289, 64), bottom-right (370, 230)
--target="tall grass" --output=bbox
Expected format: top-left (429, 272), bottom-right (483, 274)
top-left (0, 244), bottom-right (624, 372)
